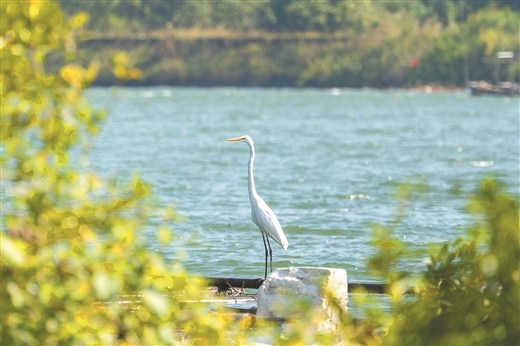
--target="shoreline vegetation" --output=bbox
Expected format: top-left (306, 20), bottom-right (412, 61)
top-left (55, 1), bottom-right (519, 88)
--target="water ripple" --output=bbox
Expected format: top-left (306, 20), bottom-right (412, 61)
top-left (87, 87), bottom-right (519, 280)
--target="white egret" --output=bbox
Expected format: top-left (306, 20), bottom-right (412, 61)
top-left (227, 135), bottom-right (288, 278)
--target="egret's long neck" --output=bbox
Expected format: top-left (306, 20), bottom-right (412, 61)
top-left (247, 143), bottom-right (259, 201)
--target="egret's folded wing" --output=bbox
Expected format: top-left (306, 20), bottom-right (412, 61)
top-left (252, 200), bottom-right (288, 250)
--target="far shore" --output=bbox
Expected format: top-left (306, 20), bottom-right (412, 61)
top-left (89, 81), bottom-right (467, 93)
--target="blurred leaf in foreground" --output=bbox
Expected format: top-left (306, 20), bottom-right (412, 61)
top-left (1, 1), bottom-right (237, 344)
top-left (365, 179), bottom-right (519, 345)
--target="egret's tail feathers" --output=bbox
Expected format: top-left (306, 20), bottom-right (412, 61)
top-left (268, 231), bottom-right (288, 251)
top-left (278, 235), bottom-right (288, 251)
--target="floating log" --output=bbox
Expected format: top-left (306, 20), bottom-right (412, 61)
top-left (348, 283), bottom-right (389, 294)
top-left (199, 277), bottom-right (414, 295)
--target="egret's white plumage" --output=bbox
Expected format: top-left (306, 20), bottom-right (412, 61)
top-left (227, 135), bottom-right (288, 277)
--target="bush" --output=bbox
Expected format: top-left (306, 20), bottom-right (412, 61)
top-left (365, 180), bottom-right (520, 345)
top-left (1, 1), bottom-right (239, 344)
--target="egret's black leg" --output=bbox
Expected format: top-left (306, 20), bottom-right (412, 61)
top-left (265, 235), bottom-right (273, 273)
top-left (261, 232), bottom-right (269, 278)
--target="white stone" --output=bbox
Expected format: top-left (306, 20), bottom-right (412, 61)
top-left (256, 267), bottom-right (348, 333)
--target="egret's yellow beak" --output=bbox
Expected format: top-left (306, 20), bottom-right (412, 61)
top-left (226, 136), bottom-right (244, 142)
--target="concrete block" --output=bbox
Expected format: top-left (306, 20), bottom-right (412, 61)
top-left (256, 267), bottom-right (348, 333)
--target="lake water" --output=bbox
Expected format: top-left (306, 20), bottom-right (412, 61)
top-left (87, 87), bottom-right (519, 283)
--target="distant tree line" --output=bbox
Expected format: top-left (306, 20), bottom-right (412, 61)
top-left (58, 0), bottom-right (518, 33)
top-left (56, 0), bottom-right (519, 87)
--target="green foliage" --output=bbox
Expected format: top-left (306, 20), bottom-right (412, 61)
top-left (272, 0), bottom-right (376, 33)
top-left (466, 6), bottom-right (520, 83)
top-left (415, 6), bottom-right (520, 85)
top-left (1, 1), bottom-right (241, 344)
top-left (58, 0), bottom-right (378, 34)
top-left (60, 0), bottom-right (183, 32)
top-left (172, 1), bottom-right (274, 31)
top-left (414, 25), bottom-right (467, 85)
top-left (366, 180), bottom-right (520, 345)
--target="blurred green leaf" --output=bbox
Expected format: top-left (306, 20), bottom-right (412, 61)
top-left (142, 290), bottom-right (170, 320)
top-left (92, 271), bottom-right (120, 301)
